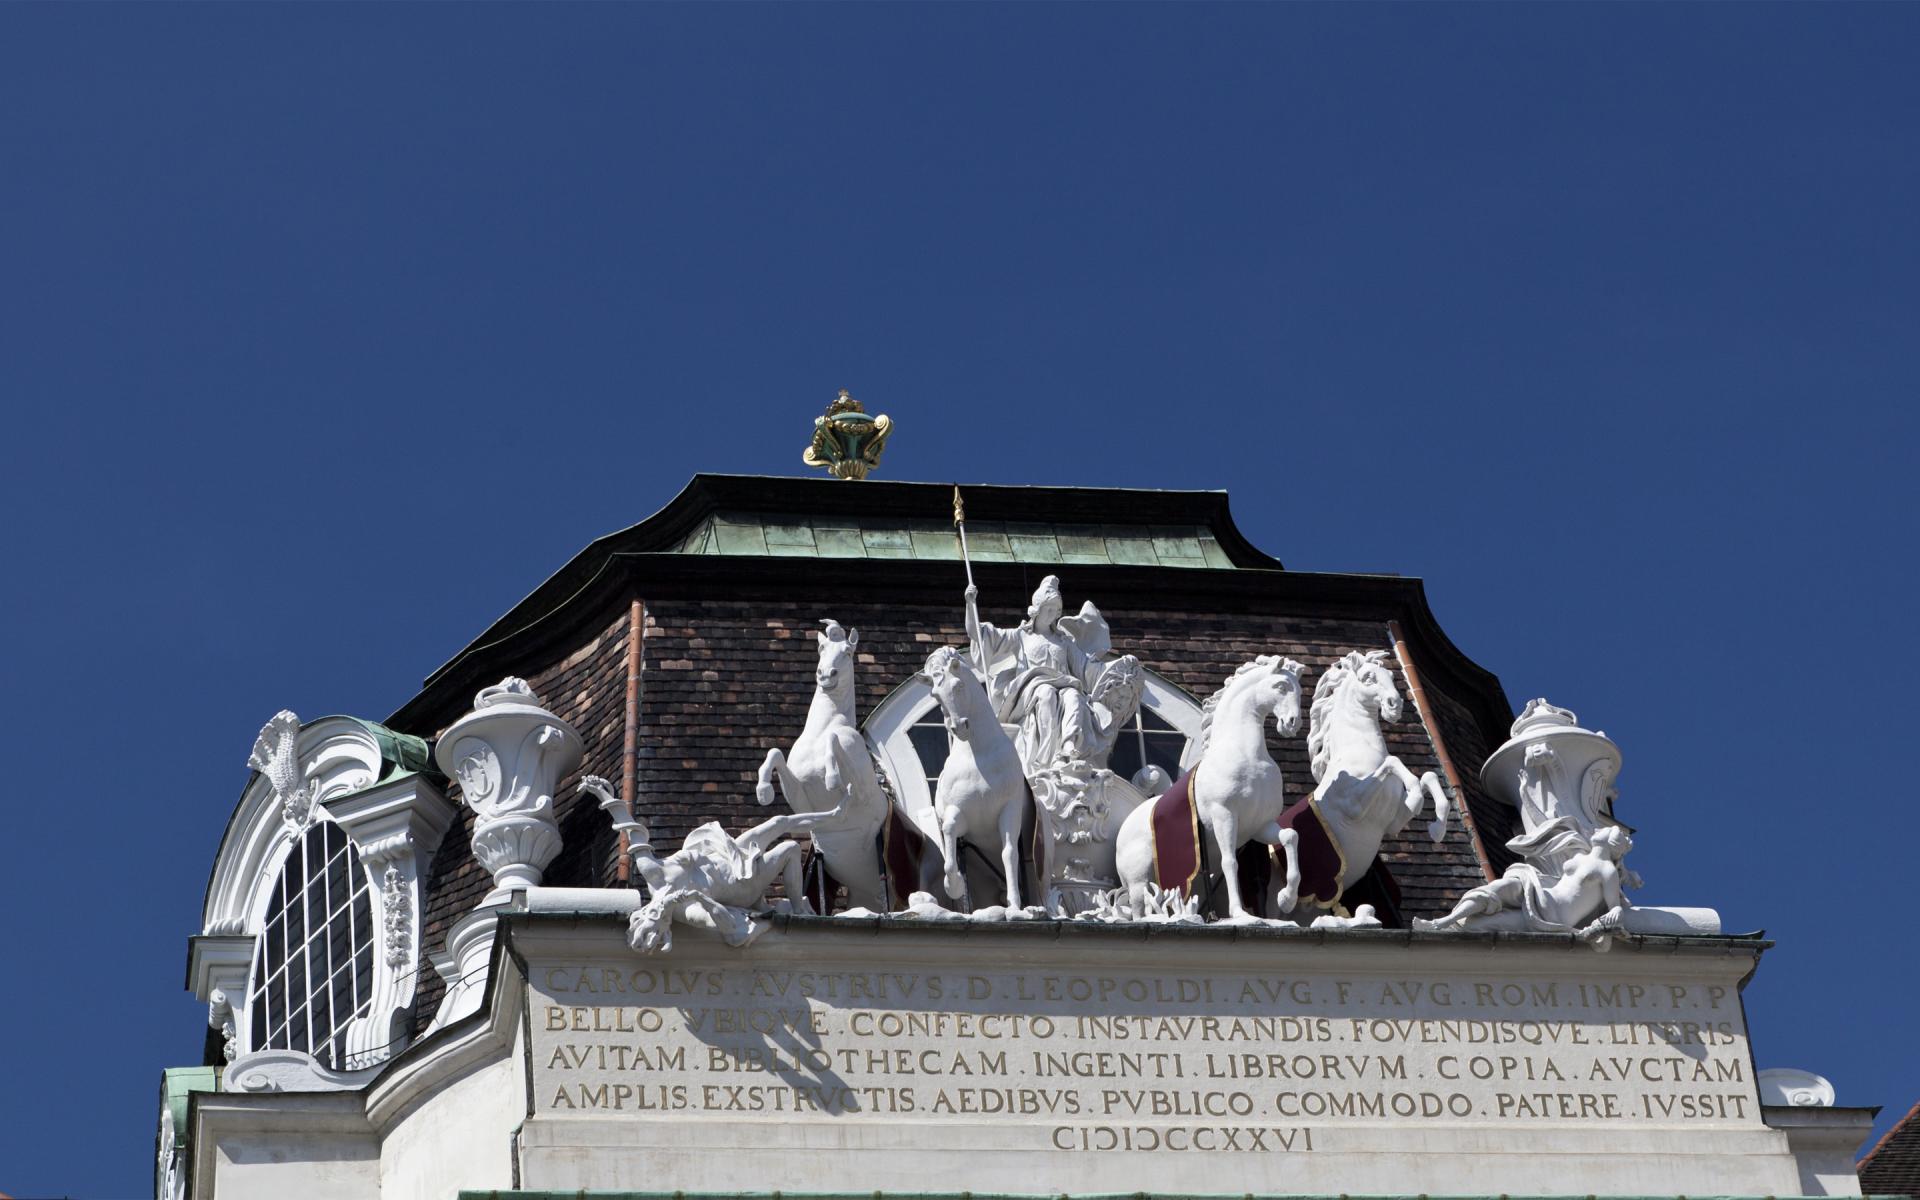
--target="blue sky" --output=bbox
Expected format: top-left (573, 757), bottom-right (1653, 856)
top-left (2, 4), bottom-right (1916, 1195)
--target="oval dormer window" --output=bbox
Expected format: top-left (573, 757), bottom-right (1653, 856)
top-left (246, 818), bottom-right (375, 1072)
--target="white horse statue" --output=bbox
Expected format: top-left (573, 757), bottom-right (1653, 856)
top-left (755, 620), bottom-right (896, 911)
top-left (920, 646), bottom-right (1032, 909)
top-left (1113, 656), bottom-right (1305, 923)
top-left (1268, 649), bottom-right (1449, 917)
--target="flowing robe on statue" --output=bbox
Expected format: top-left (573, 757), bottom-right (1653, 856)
top-left (971, 620), bottom-right (1102, 771)
top-left (1449, 816), bottom-right (1597, 932)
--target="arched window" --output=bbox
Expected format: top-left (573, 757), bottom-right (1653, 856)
top-left (867, 667), bottom-right (1204, 833)
top-left (246, 818), bottom-right (375, 1072)
top-left (192, 713), bottom-right (454, 1091)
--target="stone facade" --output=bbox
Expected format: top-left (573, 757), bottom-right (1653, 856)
top-left (168, 474), bottom-right (1874, 1200)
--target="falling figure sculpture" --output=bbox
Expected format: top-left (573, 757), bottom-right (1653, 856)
top-left (580, 775), bottom-right (823, 953)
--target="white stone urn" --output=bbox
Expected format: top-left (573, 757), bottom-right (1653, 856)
top-left (435, 677), bottom-right (584, 906)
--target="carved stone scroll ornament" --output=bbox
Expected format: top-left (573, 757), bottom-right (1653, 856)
top-left (321, 770), bottom-right (453, 1067)
top-left (248, 710), bottom-right (312, 831)
top-left (208, 989), bottom-right (238, 1064)
top-left (582, 775), bottom-right (821, 954)
top-left (381, 864), bottom-right (412, 969)
top-left (1030, 763), bottom-right (1130, 916)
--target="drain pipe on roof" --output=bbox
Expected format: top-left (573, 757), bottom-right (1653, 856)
top-left (619, 598), bottom-right (645, 885)
top-left (1388, 620), bottom-right (1496, 883)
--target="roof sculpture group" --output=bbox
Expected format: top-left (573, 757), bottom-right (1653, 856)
top-left (376, 402), bottom-right (1701, 953)
top-left (419, 562), bottom-right (1714, 959)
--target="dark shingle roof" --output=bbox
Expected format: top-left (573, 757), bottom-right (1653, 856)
top-left (1862, 1097), bottom-right (1920, 1197)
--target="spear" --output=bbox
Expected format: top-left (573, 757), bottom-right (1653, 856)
top-left (952, 485), bottom-right (975, 590)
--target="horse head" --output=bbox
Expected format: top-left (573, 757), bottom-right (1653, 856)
top-left (1308, 649), bottom-right (1403, 784)
top-left (1198, 655), bottom-right (1306, 751)
top-left (919, 645), bottom-right (988, 738)
top-left (815, 619), bottom-right (859, 697)
top-left (1269, 657), bottom-right (1307, 736)
top-left (1234, 655), bottom-right (1307, 736)
top-left (1320, 649), bottom-right (1401, 722)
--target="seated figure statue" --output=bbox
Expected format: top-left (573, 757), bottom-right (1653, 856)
top-left (964, 575), bottom-right (1145, 774)
top-left (1414, 822), bottom-right (1633, 946)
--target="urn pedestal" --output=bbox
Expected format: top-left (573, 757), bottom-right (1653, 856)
top-left (430, 677), bottom-right (583, 1027)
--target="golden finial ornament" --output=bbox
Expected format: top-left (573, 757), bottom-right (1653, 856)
top-left (802, 389), bottom-right (892, 480)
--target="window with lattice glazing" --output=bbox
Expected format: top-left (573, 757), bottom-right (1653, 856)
top-left (905, 700), bottom-right (1189, 793)
top-left (247, 819), bottom-right (374, 1071)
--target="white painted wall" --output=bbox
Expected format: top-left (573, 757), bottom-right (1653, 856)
top-left (379, 1052), bottom-right (522, 1200)
top-left (207, 1131), bottom-right (378, 1200)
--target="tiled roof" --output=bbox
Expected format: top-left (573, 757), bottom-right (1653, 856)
top-left (1861, 1097), bottom-right (1920, 1197)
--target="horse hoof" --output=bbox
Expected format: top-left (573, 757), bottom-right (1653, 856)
top-left (1276, 888), bottom-right (1298, 913)
top-left (944, 872), bottom-right (965, 900)
top-left (754, 784), bottom-right (775, 807)
top-left (1427, 819), bottom-right (1446, 842)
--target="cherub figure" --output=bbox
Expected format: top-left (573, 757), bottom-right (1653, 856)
top-left (578, 776), bottom-right (825, 954)
top-left (1414, 823), bottom-right (1633, 948)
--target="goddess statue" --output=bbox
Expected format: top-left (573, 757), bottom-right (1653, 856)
top-left (964, 575), bottom-right (1145, 776)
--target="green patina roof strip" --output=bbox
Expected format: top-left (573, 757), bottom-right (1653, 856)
top-left (461, 1193), bottom-right (1896, 1200)
top-left (340, 716), bottom-right (433, 779)
top-left (675, 512), bottom-right (1233, 569)
top-left (160, 1066), bottom-right (220, 1145)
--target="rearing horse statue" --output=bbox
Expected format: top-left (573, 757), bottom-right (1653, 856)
top-left (755, 620), bottom-right (895, 911)
top-left (1268, 649), bottom-right (1449, 918)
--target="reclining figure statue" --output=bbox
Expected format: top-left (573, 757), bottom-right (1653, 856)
top-left (1413, 821), bottom-right (1632, 949)
top-left (578, 775), bottom-right (825, 953)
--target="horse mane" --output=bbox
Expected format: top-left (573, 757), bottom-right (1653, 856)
top-left (922, 644), bottom-right (969, 680)
top-left (1195, 655), bottom-right (1285, 759)
top-left (1308, 650), bottom-right (1389, 783)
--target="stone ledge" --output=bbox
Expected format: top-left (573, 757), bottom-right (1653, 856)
top-left (462, 1193), bottom-right (1897, 1200)
top-left (504, 903), bottom-right (1773, 957)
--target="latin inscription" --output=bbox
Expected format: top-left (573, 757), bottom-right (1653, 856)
top-left (528, 962), bottom-right (1755, 1151)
